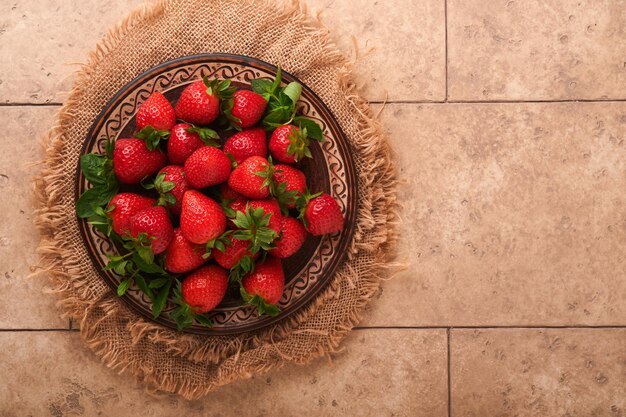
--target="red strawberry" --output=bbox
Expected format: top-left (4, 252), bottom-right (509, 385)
top-left (271, 217), bottom-right (307, 258)
top-left (165, 228), bottom-right (207, 273)
top-left (156, 165), bottom-right (190, 215)
top-left (136, 91), bottom-right (176, 131)
top-left (241, 256), bottom-right (284, 314)
top-left (180, 190), bottom-right (226, 244)
top-left (227, 156), bottom-right (272, 199)
top-left (107, 193), bottom-right (156, 236)
top-left (219, 183), bottom-right (248, 223)
top-left (181, 265), bottom-right (229, 313)
top-left (167, 123), bottom-right (204, 165)
top-left (269, 125), bottom-right (313, 163)
top-left (248, 199), bottom-right (283, 234)
top-left (129, 206), bottom-right (174, 255)
top-left (231, 90), bottom-right (267, 128)
top-left (213, 235), bottom-right (252, 269)
top-left (184, 146), bottom-right (231, 188)
top-left (174, 80), bottom-right (219, 125)
top-left (223, 128), bottom-right (267, 164)
top-left (272, 164), bottom-right (306, 209)
top-left (300, 193), bottom-right (344, 236)
top-left (113, 138), bottom-right (166, 184)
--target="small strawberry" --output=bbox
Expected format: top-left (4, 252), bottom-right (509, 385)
top-left (213, 234), bottom-right (252, 269)
top-left (184, 146), bottom-right (231, 189)
top-left (223, 128), bottom-right (267, 164)
top-left (272, 164), bottom-right (306, 209)
top-left (180, 190), bottom-right (227, 245)
top-left (168, 123), bottom-right (220, 165)
top-left (129, 205), bottom-right (174, 255)
top-left (227, 156), bottom-right (273, 199)
top-left (241, 256), bottom-right (284, 315)
top-left (298, 192), bottom-right (344, 236)
top-left (107, 193), bottom-right (156, 236)
top-left (165, 228), bottom-right (207, 273)
top-left (150, 166), bottom-right (190, 215)
top-left (269, 124), bottom-right (315, 163)
top-left (271, 216), bottom-right (307, 258)
top-left (136, 91), bottom-right (176, 131)
top-left (113, 138), bottom-right (166, 184)
top-left (175, 78), bottom-right (235, 126)
top-left (231, 90), bottom-right (267, 129)
top-left (170, 265), bottom-right (229, 329)
top-left (248, 199), bottom-right (283, 235)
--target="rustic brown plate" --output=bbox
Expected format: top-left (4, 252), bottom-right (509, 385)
top-left (76, 54), bottom-right (357, 335)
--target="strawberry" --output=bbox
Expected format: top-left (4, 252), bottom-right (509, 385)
top-left (248, 199), bottom-right (283, 234)
top-left (113, 138), bottom-right (166, 184)
top-left (170, 265), bottom-right (229, 329)
top-left (153, 166), bottom-right (190, 215)
top-left (271, 216), bottom-right (307, 258)
top-left (298, 192), bottom-right (344, 236)
top-left (241, 256), bottom-right (284, 315)
top-left (168, 123), bottom-right (220, 165)
top-left (223, 128), bottom-right (267, 165)
top-left (129, 205), bottom-right (174, 255)
top-left (213, 234), bottom-right (252, 269)
top-left (135, 91), bottom-right (176, 131)
top-left (180, 190), bottom-right (227, 244)
top-left (165, 228), bottom-right (207, 273)
top-left (272, 164), bottom-right (306, 209)
top-left (184, 146), bottom-right (231, 189)
top-left (269, 124), bottom-right (313, 163)
top-left (107, 193), bottom-right (156, 236)
top-left (175, 78), bottom-right (235, 126)
top-left (227, 156), bottom-right (273, 199)
top-left (231, 90), bottom-right (267, 128)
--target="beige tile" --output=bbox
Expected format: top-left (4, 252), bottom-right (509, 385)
top-left (361, 102), bottom-right (626, 326)
top-left (0, 0), bottom-right (145, 103)
top-left (0, 329), bottom-right (447, 416)
top-left (308, 0), bottom-right (446, 101)
top-left (451, 329), bottom-right (626, 416)
top-left (448, 0), bottom-right (626, 100)
top-left (0, 107), bottom-right (67, 328)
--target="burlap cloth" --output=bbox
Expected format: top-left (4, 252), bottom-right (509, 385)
top-left (34, 0), bottom-right (397, 399)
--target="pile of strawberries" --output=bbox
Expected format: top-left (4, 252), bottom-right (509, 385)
top-left (77, 70), bottom-right (345, 329)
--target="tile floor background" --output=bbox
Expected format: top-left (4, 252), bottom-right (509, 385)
top-left (0, 0), bottom-right (625, 415)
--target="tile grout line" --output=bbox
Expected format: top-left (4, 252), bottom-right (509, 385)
top-left (447, 328), bottom-right (452, 417)
top-left (444, 0), bottom-right (449, 102)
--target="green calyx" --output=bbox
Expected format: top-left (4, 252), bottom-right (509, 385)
top-left (170, 280), bottom-right (214, 330)
top-left (269, 175), bottom-right (298, 215)
top-left (203, 230), bottom-right (233, 259)
top-left (76, 137), bottom-right (119, 219)
top-left (295, 189), bottom-right (322, 228)
top-left (254, 156), bottom-right (276, 190)
top-left (240, 287), bottom-right (281, 316)
top-left (229, 255), bottom-right (255, 282)
top-left (186, 125), bottom-right (221, 147)
top-left (202, 77), bottom-right (241, 129)
top-left (231, 206), bottom-right (278, 255)
top-left (135, 125), bottom-right (170, 151)
top-left (143, 172), bottom-right (176, 208)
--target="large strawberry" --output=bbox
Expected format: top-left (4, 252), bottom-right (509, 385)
top-left (152, 165), bottom-right (190, 215)
top-left (184, 146), bottom-right (231, 188)
top-left (107, 193), bottom-right (156, 236)
top-left (231, 90), bottom-right (267, 129)
top-left (248, 199), bottom-right (283, 235)
top-left (129, 205), bottom-right (174, 255)
top-left (241, 256), bottom-right (284, 315)
top-left (113, 138), bottom-right (166, 184)
top-left (227, 156), bottom-right (273, 199)
top-left (167, 123), bottom-right (220, 165)
top-left (175, 78), bottom-right (235, 125)
top-left (135, 91), bottom-right (176, 131)
top-left (272, 164), bottom-right (306, 209)
top-left (271, 216), bottom-right (307, 258)
top-left (298, 192), bottom-right (344, 236)
top-left (223, 128), bottom-right (267, 165)
top-left (164, 228), bottom-right (207, 273)
top-left (170, 265), bottom-right (229, 329)
top-left (213, 234), bottom-right (252, 269)
top-left (180, 190), bottom-right (227, 245)
top-left (269, 124), bottom-right (313, 163)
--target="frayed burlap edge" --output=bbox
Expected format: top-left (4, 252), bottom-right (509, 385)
top-left (33, 0), bottom-right (398, 399)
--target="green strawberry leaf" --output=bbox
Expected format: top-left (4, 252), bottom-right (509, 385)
top-left (152, 278), bottom-right (172, 319)
top-left (117, 277), bottom-right (132, 297)
top-left (135, 125), bottom-right (170, 151)
top-left (134, 273), bottom-right (154, 302)
top-left (293, 116), bottom-right (324, 142)
top-left (148, 277), bottom-right (170, 289)
top-left (186, 126), bottom-right (221, 147)
top-left (76, 186), bottom-right (117, 218)
top-left (194, 314), bottom-right (214, 328)
top-left (282, 82), bottom-right (302, 105)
